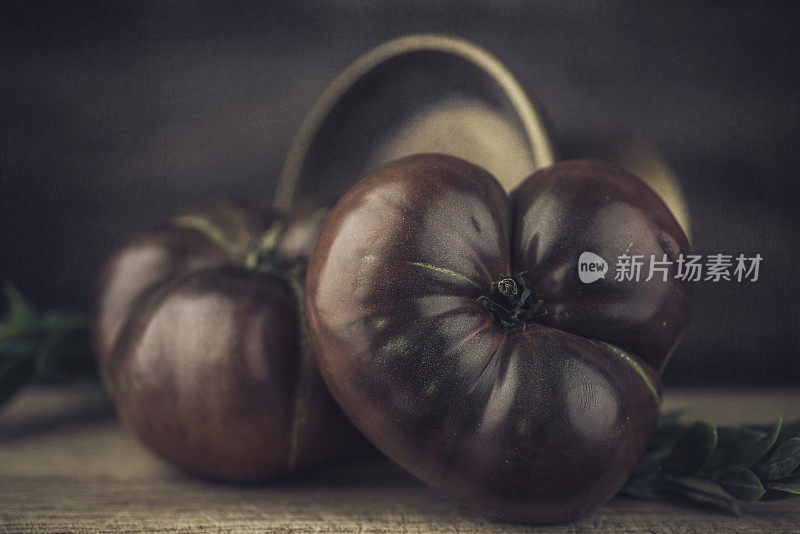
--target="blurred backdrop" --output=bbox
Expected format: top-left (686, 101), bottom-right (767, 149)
top-left (1, 1), bottom-right (798, 384)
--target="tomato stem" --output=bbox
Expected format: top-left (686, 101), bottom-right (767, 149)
top-left (245, 220), bottom-right (285, 273)
top-left (478, 272), bottom-right (546, 330)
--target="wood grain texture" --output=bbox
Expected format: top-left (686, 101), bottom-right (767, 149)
top-left (1, 385), bottom-right (798, 533)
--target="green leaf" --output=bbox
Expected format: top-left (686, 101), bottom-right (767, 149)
top-left (757, 437), bottom-right (800, 480)
top-left (737, 417), bottom-right (783, 467)
top-left (746, 418), bottom-right (800, 448)
top-left (41, 310), bottom-right (89, 332)
top-left (656, 477), bottom-right (741, 516)
top-left (0, 284), bottom-right (41, 335)
top-left (663, 421), bottom-right (717, 476)
top-left (714, 466), bottom-right (766, 502)
top-left (765, 476), bottom-right (800, 495)
top-left (0, 282), bottom-right (95, 409)
top-left (706, 420), bottom-right (780, 471)
top-left (2, 283), bottom-right (37, 320)
top-left (647, 422), bottom-right (691, 458)
top-left (761, 489), bottom-right (800, 501)
top-left (703, 427), bottom-right (753, 472)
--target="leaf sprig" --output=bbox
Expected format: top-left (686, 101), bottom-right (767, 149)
top-left (622, 410), bottom-right (800, 515)
top-left (0, 283), bottom-right (94, 409)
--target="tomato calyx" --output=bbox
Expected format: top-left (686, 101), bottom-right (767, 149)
top-left (245, 220), bottom-right (285, 274)
top-left (478, 272), bottom-right (546, 330)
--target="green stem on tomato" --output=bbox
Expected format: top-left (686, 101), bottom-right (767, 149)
top-left (245, 220), bottom-right (286, 273)
top-left (478, 272), bottom-right (546, 330)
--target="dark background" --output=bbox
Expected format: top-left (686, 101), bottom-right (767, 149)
top-left (1, 1), bottom-right (798, 384)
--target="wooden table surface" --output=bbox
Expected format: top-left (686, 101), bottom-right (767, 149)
top-left (1, 385), bottom-right (798, 533)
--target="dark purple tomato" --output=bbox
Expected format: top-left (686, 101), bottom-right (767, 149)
top-left (305, 155), bottom-right (691, 522)
top-left (94, 202), bottom-right (362, 481)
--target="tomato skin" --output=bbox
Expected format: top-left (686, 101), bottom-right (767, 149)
top-left (94, 203), bottom-right (362, 481)
top-left (305, 154), bottom-right (689, 522)
top-left (512, 160), bottom-right (692, 372)
top-left (93, 228), bottom-right (228, 373)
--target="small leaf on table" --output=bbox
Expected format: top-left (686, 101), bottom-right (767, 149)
top-left (738, 416), bottom-right (783, 467)
top-left (765, 474), bottom-right (800, 495)
top-left (757, 437), bottom-right (800, 480)
top-left (662, 421), bottom-right (717, 476)
top-left (656, 478), bottom-right (742, 517)
top-left (0, 282), bottom-right (95, 409)
top-left (706, 418), bottom-right (781, 471)
top-left (714, 466), bottom-right (766, 502)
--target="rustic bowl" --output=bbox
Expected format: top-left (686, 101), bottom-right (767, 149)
top-left (276, 33), bottom-right (689, 237)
